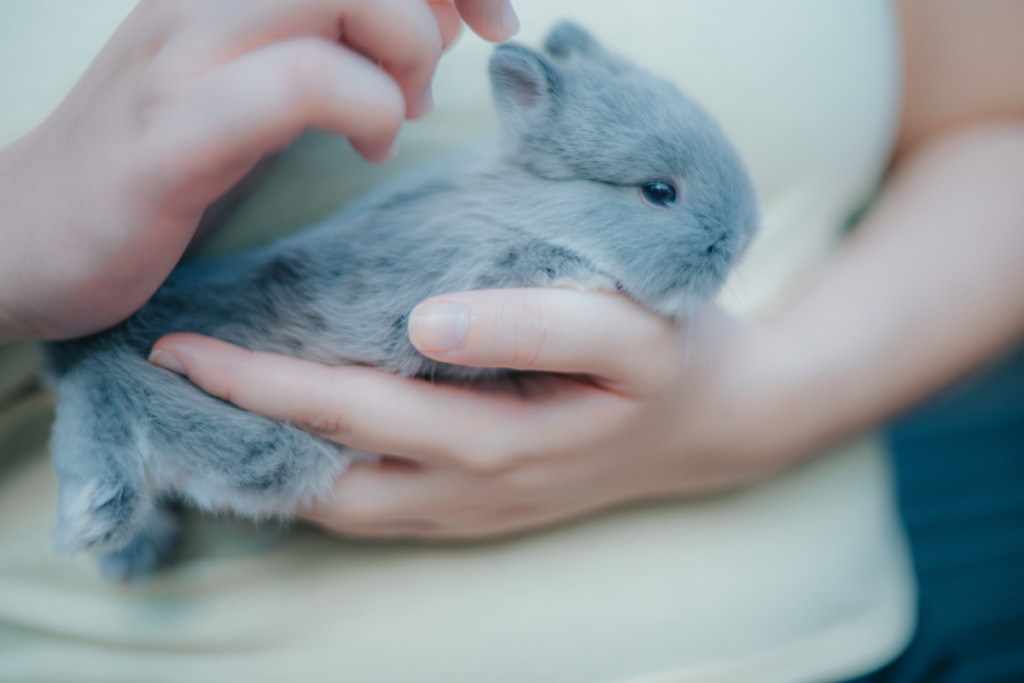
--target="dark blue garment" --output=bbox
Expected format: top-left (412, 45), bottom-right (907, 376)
top-left (850, 344), bottom-right (1024, 683)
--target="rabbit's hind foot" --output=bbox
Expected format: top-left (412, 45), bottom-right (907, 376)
top-left (99, 502), bottom-right (182, 581)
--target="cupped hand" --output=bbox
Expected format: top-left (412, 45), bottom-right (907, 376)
top-left (0, 0), bottom-right (519, 342)
top-left (149, 289), bottom-right (795, 540)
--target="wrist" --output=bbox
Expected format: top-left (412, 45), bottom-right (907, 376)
top-left (657, 309), bottom-right (817, 486)
top-left (735, 305), bottom-right (888, 469)
top-left (717, 321), bottom-right (812, 470)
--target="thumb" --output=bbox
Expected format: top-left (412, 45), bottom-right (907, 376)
top-left (406, 288), bottom-right (682, 392)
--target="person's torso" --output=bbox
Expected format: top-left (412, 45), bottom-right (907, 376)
top-left (0, 3), bottom-right (914, 682)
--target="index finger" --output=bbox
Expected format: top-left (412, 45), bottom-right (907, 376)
top-left (149, 333), bottom-right (628, 469)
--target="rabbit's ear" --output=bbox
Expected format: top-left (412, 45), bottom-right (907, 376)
top-left (489, 44), bottom-right (561, 137)
top-left (544, 21), bottom-right (599, 60)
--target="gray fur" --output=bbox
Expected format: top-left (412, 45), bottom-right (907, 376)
top-left (41, 22), bottom-right (759, 578)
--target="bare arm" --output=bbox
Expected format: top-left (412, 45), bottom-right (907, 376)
top-left (746, 0), bottom-right (1024, 460)
top-left (748, 121), bottom-right (1024, 461)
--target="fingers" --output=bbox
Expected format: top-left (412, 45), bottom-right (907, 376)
top-left (149, 333), bottom-right (631, 468)
top-left (453, 0), bottom-right (519, 42)
top-left (407, 289), bottom-right (685, 394)
top-left (426, 0), bottom-right (463, 51)
top-left (161, 37), bottom-right (405, 170)
top-left (215, 0), bottom-right (442, 120)
top-left (151, 333), bottom-right (451, 460)
top-left (302, 464), bottom-right (454, 531)
top-left (143, 0), bottom-right (520, 174)
top-left (209, 0), bottom-right (518, 126)
top-left (299, 462), bottom-right (582, 540)
top-left (331, 0), bottom-right (442, 118)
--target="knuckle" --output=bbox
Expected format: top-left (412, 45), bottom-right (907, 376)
top-left (281, 42), bottom-right (336, 102)
top-left (220, 350), bottom-right (258, 403)
top-left (295, 403), bottom-right (352, 438)
top-left (370, 84), bottom-right (406, 125)
top-left (499, 293), bottom-right (549, 369)
top-left (194, 367), bottom-right (238, 404)
top-left (456, 444), bottom-right (523, 476)
top-left (306, 409), bottom-right (344, 437)
top-left (374, 0), bottom-right (444, 67)
top-left (393, 26), bottom-right (442, 73)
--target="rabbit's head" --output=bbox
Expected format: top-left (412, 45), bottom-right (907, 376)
top-left (488, 22), bottom-right (759, 316)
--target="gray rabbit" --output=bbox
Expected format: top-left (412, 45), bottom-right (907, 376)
top-left (42, 22), bottom-right (759, 579)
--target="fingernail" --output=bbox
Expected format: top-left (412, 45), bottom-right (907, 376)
top-left (408, 303), bottom-right (468, 353)
top-left (498, 0), bottom-right (519, 40)
top-left (148, 349), bottom-right (187, 376)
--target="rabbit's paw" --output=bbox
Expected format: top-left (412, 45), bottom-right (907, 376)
top-left (99, 503), bottom-right (182, 580)
top-left (53, 477), bottom-right (147, 555)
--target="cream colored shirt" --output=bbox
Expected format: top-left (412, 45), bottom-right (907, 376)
top-left (0, 2), bottom-right (915, 681)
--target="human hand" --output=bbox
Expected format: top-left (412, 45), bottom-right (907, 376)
top-left (0, 0), bottom-right (519, 342)
top-left (149, 289), bottom-right (798, 540)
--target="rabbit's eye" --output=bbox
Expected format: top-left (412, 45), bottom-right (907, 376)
top-left (641, 181), bottom-right (676, 207)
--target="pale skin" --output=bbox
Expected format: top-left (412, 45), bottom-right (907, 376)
top-left (5, 1), bottom-right (1024, 540)
top-left (0, 0), bottom-right (519, 342)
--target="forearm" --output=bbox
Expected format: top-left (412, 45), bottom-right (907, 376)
top-left (754, 121), bottom-right (1024, 460)
top-left (0, 132), bottom-right (145, 345)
